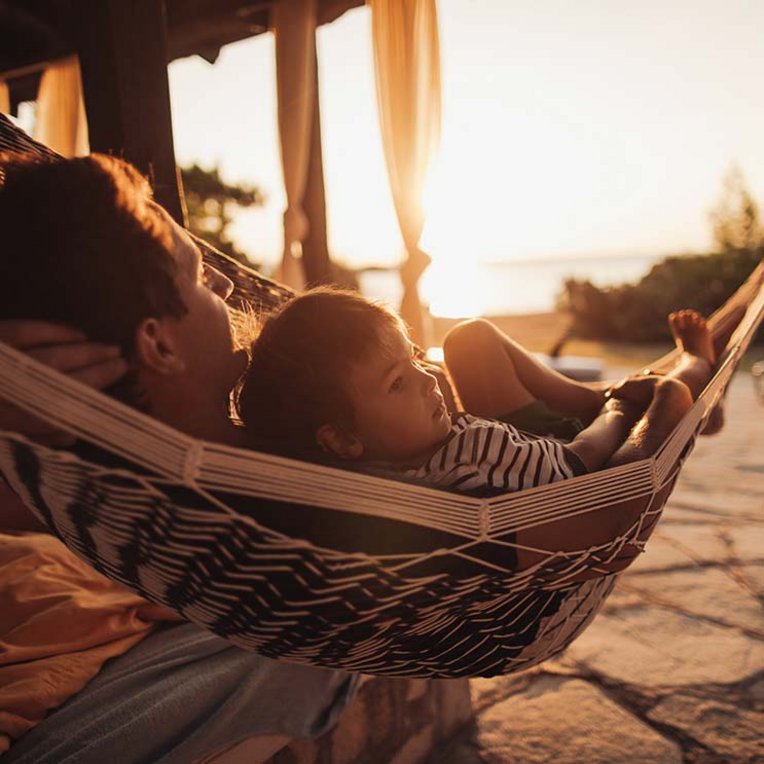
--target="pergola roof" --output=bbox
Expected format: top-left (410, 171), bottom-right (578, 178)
top-left (1, 0), bottom-right (363, 104)
top-left (0, 0), bottom-right (361, 282)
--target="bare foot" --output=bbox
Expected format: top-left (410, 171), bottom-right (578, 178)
top-left (669, 310), bottom-right (716, 366)
top-left (668, 309), bottom-right (727, 436)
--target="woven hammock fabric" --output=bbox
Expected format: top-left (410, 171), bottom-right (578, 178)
top-left (1, 115), bottom-right (763, 677)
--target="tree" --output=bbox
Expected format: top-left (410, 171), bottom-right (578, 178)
top-left (557, 167), bottom-right (762, 343)
top-left (709, 165), bottom-right (764, 253)
top-left (180, 164), bottom-right (264, 265)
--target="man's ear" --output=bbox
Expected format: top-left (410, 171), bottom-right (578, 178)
top-left (315, 423), bottom-right (364, 460)
top-left (134, 317), bottom-right (186, 376)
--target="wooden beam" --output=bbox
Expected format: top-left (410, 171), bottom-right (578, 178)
top-left (74, 0), bottom-right (184, 223)
top-left (301, 40), bottom-right (332, 286)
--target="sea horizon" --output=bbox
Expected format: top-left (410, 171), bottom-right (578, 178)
top-left (357, 251), bottom-right (684, 318)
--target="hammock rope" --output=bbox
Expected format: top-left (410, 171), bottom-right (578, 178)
top-left (1, 114), bottom-right (763, 678)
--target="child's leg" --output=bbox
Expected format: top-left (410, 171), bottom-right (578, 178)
top-left (442, 319), bottom-right (605, 422)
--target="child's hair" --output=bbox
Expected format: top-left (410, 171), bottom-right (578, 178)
top-left (238, 288), bottom-right (406, 453)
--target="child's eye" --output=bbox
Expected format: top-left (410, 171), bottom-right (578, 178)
top-left (389, 376), bottom-right (403, 393)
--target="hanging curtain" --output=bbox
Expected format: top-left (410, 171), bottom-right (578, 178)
top-left (369, 0), bottom-right (441, 347)
top-left (272, 0), bottom-right (318, 291)
top-left (0, 80), bottom-right (9, 114)
top-left (34, 56), bottom-right (89, 158)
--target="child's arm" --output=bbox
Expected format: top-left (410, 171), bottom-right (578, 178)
top-left (515, 378), bottom-right (693, 575)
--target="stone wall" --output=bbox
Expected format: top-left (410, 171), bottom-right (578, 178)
top-left (271, 677), bottom-right (473, 764)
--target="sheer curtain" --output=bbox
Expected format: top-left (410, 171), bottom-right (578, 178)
top-left (272, 0), bottom-right (318, 290)
top-left (34, 56), bottom-right (89, 158)
top-left (369, 0), bottom-right (441, 346)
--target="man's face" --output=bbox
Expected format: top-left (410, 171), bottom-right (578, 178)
top-left (344, 324), bottom-right (452, 465)
top-left (163, 215), bottom-right (247, 397)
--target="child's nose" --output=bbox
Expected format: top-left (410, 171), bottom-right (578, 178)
top-left (420, 368), bottom-right (437, 394)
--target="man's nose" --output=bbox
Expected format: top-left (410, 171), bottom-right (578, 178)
top-left (208, 266), bottom-right (234, 301)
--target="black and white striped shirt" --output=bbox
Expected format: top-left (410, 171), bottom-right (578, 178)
top-left (401, 414), bottom-right (581, 496)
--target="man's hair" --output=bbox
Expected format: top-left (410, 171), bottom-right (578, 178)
top-left (238, 288), bottom-right (405, 453)
top-left (0, 153), bottom-right (187, 405)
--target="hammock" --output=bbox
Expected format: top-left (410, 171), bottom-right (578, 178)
top-left (1, 115), bottom-right (763, 678)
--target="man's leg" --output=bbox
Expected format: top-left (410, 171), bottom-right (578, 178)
top-left (3, 623), bottom-right (358, 764)
top-left (443, 319), bottom-right (605, 423)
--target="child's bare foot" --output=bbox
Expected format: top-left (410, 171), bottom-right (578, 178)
top-left (669, 310), bottom-right (716, 366)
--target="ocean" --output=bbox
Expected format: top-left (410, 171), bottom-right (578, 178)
top-left (358, 253), bottom-right (669, 318)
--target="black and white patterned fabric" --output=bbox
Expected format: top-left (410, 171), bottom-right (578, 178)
top-left (0, 432), bottom-right (617, 677)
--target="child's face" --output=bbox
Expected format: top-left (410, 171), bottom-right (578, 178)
top-left (341, 325), bottom-right (452, 465)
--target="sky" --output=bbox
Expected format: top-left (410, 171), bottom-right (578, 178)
top-left (167, 0), bottom-right (764, 274)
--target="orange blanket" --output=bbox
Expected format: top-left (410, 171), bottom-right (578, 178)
top-left (0, 531), bottom-right (181, 753)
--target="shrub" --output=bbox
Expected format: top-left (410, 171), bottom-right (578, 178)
top-left (558, 249), bottom-right (762, 343)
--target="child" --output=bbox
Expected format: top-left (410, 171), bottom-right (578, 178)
top-left (239, 290), bottom-right (711, 497)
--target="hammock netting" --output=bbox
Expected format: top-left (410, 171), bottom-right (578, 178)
top-left (1, 114), bottom-right (763, 678)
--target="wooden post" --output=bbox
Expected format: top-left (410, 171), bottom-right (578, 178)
top-left (300, 40), bottom-right (332, 286)
top-left (74, 0), bottom-right (184, 223)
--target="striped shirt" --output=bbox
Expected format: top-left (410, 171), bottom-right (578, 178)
top-left (400, 413), bottom-right (581, 496)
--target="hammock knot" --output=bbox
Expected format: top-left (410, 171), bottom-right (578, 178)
top-left (182, 441), bottom-right (203, 485)
top-left (478, 502), bottom-right (491, 540)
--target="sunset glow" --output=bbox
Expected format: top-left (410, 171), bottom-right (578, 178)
top-left (168, 0), bottom-right (764, 317)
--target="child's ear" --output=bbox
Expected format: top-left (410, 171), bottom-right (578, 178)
top-left (134, 317), bottom-right (186, 376)
top-left (316, 424), bottom-right (364, 460)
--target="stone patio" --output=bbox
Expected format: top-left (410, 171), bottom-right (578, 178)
top-left (439, 370), bottom-right (764, 764)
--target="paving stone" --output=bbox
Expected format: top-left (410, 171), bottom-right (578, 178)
top-left (469, 672), bottom-right (537, 711)
top-left (661, 505), bottom-right (723, 524)
top-left (727, 525), bottom-right (764, 563)
top-left (627, 521), bottom-right (732, 575)
top-left (562, 606), bottom-right (764, 686)
top-left (652, 524), bottom-right (729, 563)
top-left (621, 567), bottom-right (763, 633)
top-left (667, 488), bottom-right (763, 519)
top-left (737, 563), bottom-right (764, 598)
top-left (627, 537), bottom-right (697, 574)
top-left (600, 583), bottom-right (645, 611)
top-left (647, 694), bottom-right (764, 762)
top-left (470, 676), bottom-right (681, 764)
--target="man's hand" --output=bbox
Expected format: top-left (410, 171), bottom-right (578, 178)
top-left (651, 376), bottom-right (694, 416)
top-left (0, 321), bottom-right (127, 446)
top-left (607, 377), bottom-right (693, 469)
top-left (607, 374), bottom-right (663, 410)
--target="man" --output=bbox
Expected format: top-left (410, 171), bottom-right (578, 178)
top-left (0, 150), bottom-right (357, 763)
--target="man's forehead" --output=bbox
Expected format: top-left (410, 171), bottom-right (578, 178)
top-left (150, 201), bottom-right (197, 268)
